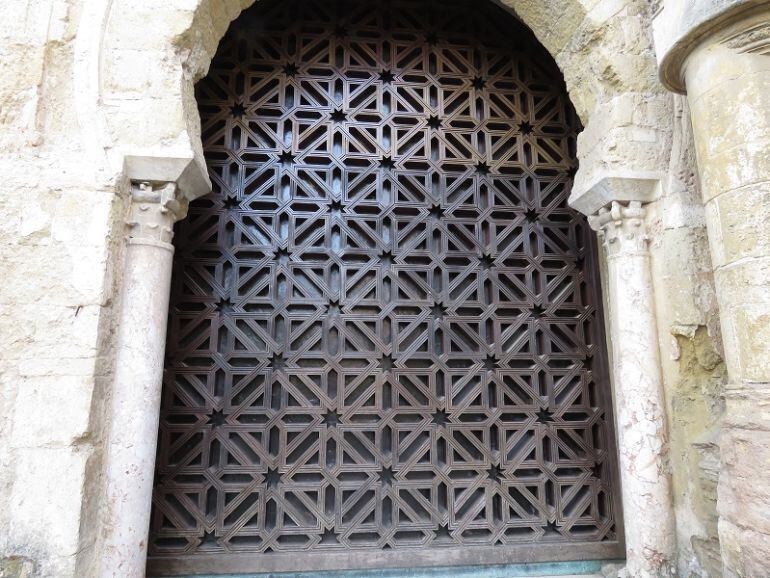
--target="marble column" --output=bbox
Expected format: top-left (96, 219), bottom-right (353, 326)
top-left (100, 180), bottom-right (188, 578)
top-left (589, 201), bottom-right (677, 577)
top-left (686, 21), bottom-right (770, 578)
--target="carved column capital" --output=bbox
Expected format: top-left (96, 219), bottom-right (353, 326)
top-left (588, 200), bottom-right (650, 256)
top-left (126, 181), bottom-right (189, 245)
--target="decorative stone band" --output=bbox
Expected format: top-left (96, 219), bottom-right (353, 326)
top-left (126, 180), bottom-right (189, 247)
top-left (722, 21), bottom-right (770, 55)
top-left (587, 200), bottom-right (649, 257)
top-left (648, 0), bottom-right (663, 18)
top-left (654, 0), bottom-right (770, 93)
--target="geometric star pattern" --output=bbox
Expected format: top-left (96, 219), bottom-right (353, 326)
top-left (149, 0), bottom-right (620, 568)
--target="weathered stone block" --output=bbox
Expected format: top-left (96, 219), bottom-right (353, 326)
top-left (9, 375), bottom-right (94, 447)
top-left (0, 244), bottom-right (109, 306)
top-left (8, 447), bottom-right (90, 556)
top-left (704, 183), bottom-right (770, 269)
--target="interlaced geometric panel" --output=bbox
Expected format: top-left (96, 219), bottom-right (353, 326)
top-left (149, 0), bottom-right (621, 572)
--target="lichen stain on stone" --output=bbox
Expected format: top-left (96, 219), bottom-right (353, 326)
top-left (0, 556), bottom-right (35, 578)
top-left (670, 324), bottom-right (727, 577)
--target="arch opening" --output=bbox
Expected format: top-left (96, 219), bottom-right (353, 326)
top-left (148, 0), bottom-right (623, 574)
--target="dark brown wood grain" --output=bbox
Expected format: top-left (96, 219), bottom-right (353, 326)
top-left (148, 0), bottom-right (623, 573)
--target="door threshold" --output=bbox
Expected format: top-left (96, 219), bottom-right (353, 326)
top-left (151, 559), bottom-right (623, 578)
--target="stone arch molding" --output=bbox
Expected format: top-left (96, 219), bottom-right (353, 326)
top-left (81, 1), bottom-right (679, 577)
top-left (85, 0), bottom-right (675, 212)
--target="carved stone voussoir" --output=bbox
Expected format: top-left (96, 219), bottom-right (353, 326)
top-left (588, 200), bottom-right (649, 256)
top-left (127, 180), bottom-right (189, 244)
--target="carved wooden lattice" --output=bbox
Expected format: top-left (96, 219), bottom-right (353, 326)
top-left (149, 0), bottom-right (622, 572)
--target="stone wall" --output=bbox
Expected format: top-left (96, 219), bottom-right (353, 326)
top-left (0, 1), bottom-right (124, 576)
top-left (0, 0), bottom-right (754, 576)
top-left (648, 96), bottom-right (727, 577)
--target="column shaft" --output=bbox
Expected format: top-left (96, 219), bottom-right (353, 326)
top-left (100, 182), bottom-right (185, 578)
top-left (590, 201), bottom-right (676, 577)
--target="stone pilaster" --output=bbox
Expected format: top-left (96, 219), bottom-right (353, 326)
top-left (589, 201), bottom-right (677, 578)
top-left (99, 179), bottom-right (191, 578)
